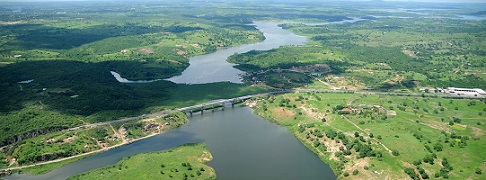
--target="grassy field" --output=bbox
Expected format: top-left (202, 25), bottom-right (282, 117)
top-left (68, 143), bottom-right (215, 180)
top-left (252, 92), bottom-right (486, 179)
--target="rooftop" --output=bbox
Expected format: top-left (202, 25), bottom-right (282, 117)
top-left (447, 87), bottom-right (486, 94)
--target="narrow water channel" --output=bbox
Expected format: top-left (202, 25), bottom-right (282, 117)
top-left (6, 107), bottom-right (335, 180)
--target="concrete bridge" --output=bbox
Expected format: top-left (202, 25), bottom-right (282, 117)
top-left (176, 90), bottom-right (292, 115)
top-left (69, 90), bottom-right (292, 130)
top-left (178, 97), bottom-right (248, 115)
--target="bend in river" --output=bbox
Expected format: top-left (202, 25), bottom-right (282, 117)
top-left (10, 20), bottom-right (383, 180)
top-left (166, 21), bottom-right (307, 84)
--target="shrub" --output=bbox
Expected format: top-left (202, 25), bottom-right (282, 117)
top-left (404, 168), bottom-right (420, 180)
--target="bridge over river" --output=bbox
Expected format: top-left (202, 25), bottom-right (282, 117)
top-left (67, 90), bottom-right (293, 131)
top-left (67, 88), bottom-right (481, 131)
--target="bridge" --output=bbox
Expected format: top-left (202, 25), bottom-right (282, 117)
top-left (67, 88), bottom-right (484, 131)
top-left (64, 90), bottom-right (293, 131)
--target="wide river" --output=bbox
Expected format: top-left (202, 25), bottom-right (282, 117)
top-left (6, 22), bottom-right (337, 180)
top-left (7, 108), bottom-right (335, 180)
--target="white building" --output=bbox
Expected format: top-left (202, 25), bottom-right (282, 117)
top-left (447, 87), bottom-right (486, 97)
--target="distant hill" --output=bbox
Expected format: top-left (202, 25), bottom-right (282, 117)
top-left (469, 11), bottom-right (486, 16)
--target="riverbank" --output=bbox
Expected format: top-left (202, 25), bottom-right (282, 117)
top-left (251, 92), bottom-right (486, 179)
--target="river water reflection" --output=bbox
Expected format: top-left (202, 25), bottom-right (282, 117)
top-left (6, 108), bottom-right (335, 180)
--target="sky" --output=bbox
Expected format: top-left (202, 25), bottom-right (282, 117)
top-left (0, 0), bottom-right (485, 2)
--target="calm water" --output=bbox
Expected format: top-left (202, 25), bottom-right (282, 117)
top-left (166, 22), bottom-right (307, 84)
top-left (7, 21), bottom-right (352, 180)
top-left (6, 107), bottom-right (335, 180)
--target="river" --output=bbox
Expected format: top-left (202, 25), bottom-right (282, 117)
top-left (6, 21), bottom-right (341, 180)
top-left (6, 108), bottom-right (335, 180)
top-left (166, 21), bottom-right (308, 84)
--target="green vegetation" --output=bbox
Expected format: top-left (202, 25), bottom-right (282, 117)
top-left (253, 92), bottom-right (486, 179)
top-left (0, 59), bottom-right (268, 148)
top-left (1, 0), bottom-right (486, 178)
top-left (69, 143), bottom-right (215, 180)
top-left (228, 46), bottom-right (344, 89)
top-left (230, 12), bottom-right (486, 91)
top-left (0, 112), bottom-right (187, 172)
top-left (0, 0), bottom-right (276, 156)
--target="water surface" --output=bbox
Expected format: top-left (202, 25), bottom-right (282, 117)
top-left (6, 108), bottom-right (335, 180)
top-left (166, 22), bottom-right (307, 84)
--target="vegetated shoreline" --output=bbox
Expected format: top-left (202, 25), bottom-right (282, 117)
top-left (68, 143), bottom-right (216, 180)
top-left (248, 92), bottom-right (486, 179)
top-left (1, 113), bottom-right (189, 176)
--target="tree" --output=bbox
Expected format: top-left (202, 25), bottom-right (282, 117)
top-left (369, 133), bottom-right (374, 138)
top-left (475, 168), bottom-right (482, 174)
top-left (359, 136), bottom-right (366, 142)
top-left (433, 143), bottom-right (443, 152)
top-left (423, 154), bottom-right (434, 165)
top-left (404, 168), bottom-right (420, 180)
top-left (353, 169), bottom-right (359, 175)
top-left (392, 150), bottom-right (400, 156)
top-left (354, 132), bottom-right (360, 137)
top-left (326, 129), bottom-right (338, 139)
